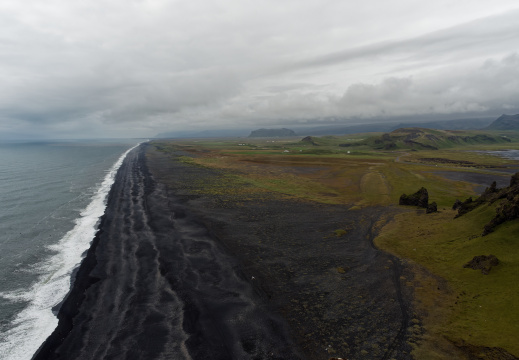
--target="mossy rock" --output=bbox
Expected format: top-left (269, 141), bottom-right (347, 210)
top-left (399, 187), bottom-right (429, 208)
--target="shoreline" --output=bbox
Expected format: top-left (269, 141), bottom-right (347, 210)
top-left (33, 144), bottom-right (303, 359)
top-left (29, 143), bottom-right (139, 360)
top-left (32, 142), bottom-right (460, 359)
top-left (32, 219), bottom-right (105, 359)
top-left (31, 145), bottom-right (131, 360)
top-left (33, 140), bottom-right (519, 359)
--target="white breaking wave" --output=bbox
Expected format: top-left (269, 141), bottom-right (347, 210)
top-left (0, 142), bottom-right (142, 360)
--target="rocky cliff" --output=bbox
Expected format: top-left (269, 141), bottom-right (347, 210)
top-left (454, 173), bottom-right (519, 235)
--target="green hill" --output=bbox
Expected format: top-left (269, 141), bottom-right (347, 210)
top-left (339, 128), bottom-right (512, 150)
top-left (377, 171), bottom-right (519, 357)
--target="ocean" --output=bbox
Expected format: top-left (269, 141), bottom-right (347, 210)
top-left (0, 139), bottom-right (141, 360)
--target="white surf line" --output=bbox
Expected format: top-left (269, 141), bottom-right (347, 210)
top-left (0, 142), bottom-right (142, 360)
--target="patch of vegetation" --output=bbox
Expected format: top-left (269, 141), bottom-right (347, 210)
top-left (152, 132), bottom-right (519, 357)
top-left (376, 201), bottom-right (519, 357)
top-left (333, 229), bottom-right (348, 237)
top-left (154, 138), bottom-right (493, 208)
top-left (336, 266), bottom-right (348, 274)
top-left (300, 148), bottom-right (335, 155)
top-left (341, 128), bottom-right (516, 151)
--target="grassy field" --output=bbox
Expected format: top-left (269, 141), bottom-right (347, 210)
top-left (158, 139), bottom-right (504, 207)
top-left (152, 129), bottom-right (519, 358)
top-left (376, 207), bottom-right (519, 358)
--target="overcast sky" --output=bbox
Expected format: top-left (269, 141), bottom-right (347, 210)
top-left (1, 0), bottom-right (518, 138)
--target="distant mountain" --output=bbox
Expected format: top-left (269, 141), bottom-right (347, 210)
top-left (295, 123), bottom-right (394, 136)
top-left (390, 117), bottom-right (495, 131)
top-left (248, 128), bottom-right (296, 138)
top-left (154, 116), bottom-right (497, 139)
top-left (338, 127), bottom-right (512, 151)
top-left (485, 114), bottom-right (519, 130)
top-left (155, 129), bottom-right (250, 138)
top-left (295, 117), bottom-right (495, 136)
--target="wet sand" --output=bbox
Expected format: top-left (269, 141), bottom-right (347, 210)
top-left (34, 143), bottom-right (416, 360)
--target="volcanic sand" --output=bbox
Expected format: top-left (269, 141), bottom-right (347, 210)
top-left (145, 143), bottom-right (416, 359)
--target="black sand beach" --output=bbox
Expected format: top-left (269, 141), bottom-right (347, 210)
top-left (34, 143), bottom-right (416, 360)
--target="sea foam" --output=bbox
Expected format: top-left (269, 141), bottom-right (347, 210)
top-left (0, 142), bottom-right (141, 360)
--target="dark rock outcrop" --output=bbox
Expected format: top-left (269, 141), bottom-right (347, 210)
top-left (301, 136), bottom-right (318, 146)
top-left (454, 197), bottom-right (477, 218)
top-left (510, 172), bottom-right (519, 187)
top-left (403, 140), bottom-right (438, 150)
top-left (399, 187), bottom-right (429, 208)
top-left (455, 173), bottom-right (519, 235)
top-left (426, 202), bottom-right (438, 214)
top-left (486, 181), bottom-right (498, 193)
top-left (384, 142), bottom-right (397, 150)
top-left (483, 193), bottom-right (519, 235)
top-left (452, 199), bottom-right (462, 210)
top-left (455, 182), bottom-right (501, 218)
top-left (463, 255), bottom-right (499, 275)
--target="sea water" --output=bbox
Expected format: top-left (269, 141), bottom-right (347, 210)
top-left (0, 139), bottom-right (141, 359)
top-left (485, 149), bottom-right (519, 161)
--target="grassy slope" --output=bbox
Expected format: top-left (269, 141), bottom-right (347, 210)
top-left (376, 206), bottom-right (519, 358)
top-left (152, 130), bottom-right (519, 358)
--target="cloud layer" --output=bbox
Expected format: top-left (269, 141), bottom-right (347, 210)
top-left (1, 0), bottom-right (518, 138)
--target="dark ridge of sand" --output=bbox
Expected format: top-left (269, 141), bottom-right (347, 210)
top-left (33, 145), bottom-right (302, 360)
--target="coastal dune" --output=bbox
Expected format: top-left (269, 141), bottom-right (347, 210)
top-left (34, 145), bottom-right (301, 360)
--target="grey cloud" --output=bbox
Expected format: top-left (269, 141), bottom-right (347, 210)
top-left (1, 1), bottom-right (519, 138)
top-left (207, 53), bottom-right (519, 125)
top-left (283, 9), bottom-right (519, 74)
top-left (335, 53), bottom-right (519, 117)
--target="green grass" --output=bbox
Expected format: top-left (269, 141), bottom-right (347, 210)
top-left (329, 129), bottom-right (519, 152)
top-left (241, 174), bottom-right (343, 204)
top-left (381, 163), bottom-right (476, 207)
top-left (153, 136), bottom-right (519, 357)
top-left (152, 135), bottom-right (515, 209)
top-left (333, 229), bottom-right (348, 237)
top-left (376, 205), bottom-right (519, 357)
